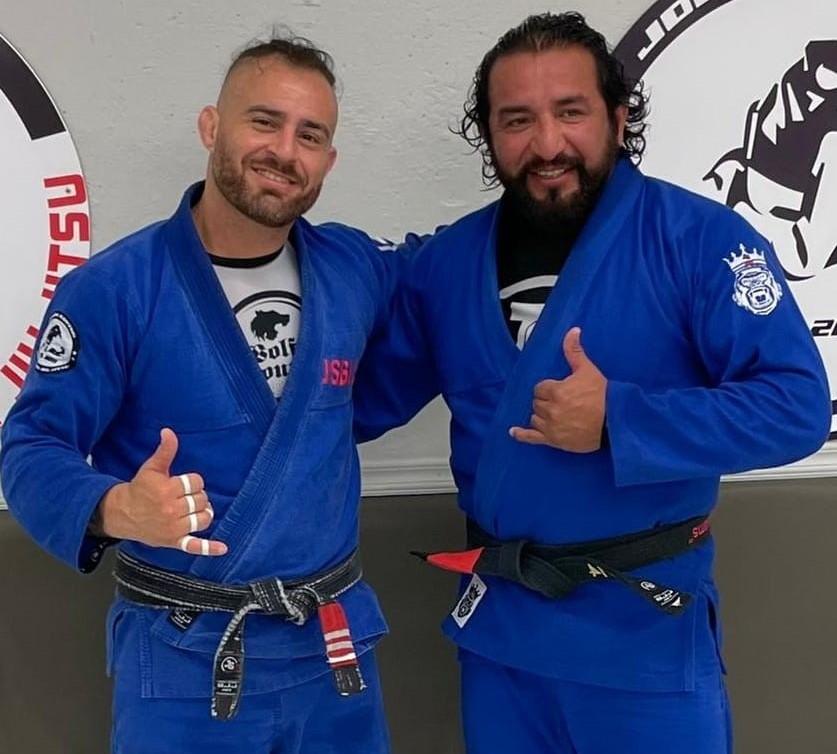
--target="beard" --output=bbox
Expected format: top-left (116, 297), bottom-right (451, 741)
top-left (495, 132), bottom-right (619, 237)
top-left (211, 140), bottom-right (322, 228)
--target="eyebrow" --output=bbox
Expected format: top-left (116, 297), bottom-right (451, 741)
top-left (496, 95), bottom-right (590, 118)
top-left (246, 106), bottom-right (332, 139)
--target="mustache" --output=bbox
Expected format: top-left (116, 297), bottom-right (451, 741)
top-left (521, 155), bottom-right (583, 174)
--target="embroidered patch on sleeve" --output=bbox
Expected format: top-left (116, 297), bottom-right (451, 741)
top-left (35, 312), bottom-right (79, 373)
top-left (451, 574), bottom-right (487, 628)
top-left (724, 244), bottom-right (783, 316)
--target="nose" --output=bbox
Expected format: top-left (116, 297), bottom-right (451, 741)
top-left (530, 117), bottom-right (567, 161)
top-left (266, 125), bottom-right (300, 163)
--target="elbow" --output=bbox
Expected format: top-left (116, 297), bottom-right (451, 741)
top-left (786, 387), bottom-right (833, 462)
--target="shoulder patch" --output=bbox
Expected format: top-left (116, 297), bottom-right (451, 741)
top-left (36, 312), bottom-right (79, 373)
top-left (724, 244), bottom-right (783, 316)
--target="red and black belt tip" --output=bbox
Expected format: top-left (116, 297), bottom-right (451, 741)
top-left (410, 547), bottom-right (485, 575)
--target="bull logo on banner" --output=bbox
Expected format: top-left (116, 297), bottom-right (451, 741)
top-left (0, 34), bottom-right (90, 502)
top-left (616, 0), bottom-right (837, 440)
top-left (705, 40), bottom-right (836, 282)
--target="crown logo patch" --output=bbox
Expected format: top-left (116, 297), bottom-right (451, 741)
top-left (724, 244), bottom-right (783, 316)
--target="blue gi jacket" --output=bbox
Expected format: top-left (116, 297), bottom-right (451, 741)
top-left (1, 184), bottom-right (400, 696)
top-left (353, 159), bottom-right (831, 692)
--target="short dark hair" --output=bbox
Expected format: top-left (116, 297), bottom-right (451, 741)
top-left (456, 12), bottom-right (649, 186)
top-left (226, 29), bottom-right (336, 89)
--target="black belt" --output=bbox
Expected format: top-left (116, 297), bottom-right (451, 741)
top-left (413, 515), bottom-right (712, 616)
top-left (114, 550), bottom-right (365, 720)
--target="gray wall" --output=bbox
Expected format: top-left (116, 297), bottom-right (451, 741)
top-left (0, 0), bottom-right (693, 481)
top-left (1, 479), bottom-right (835, 753)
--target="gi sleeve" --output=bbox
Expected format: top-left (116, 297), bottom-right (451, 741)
top-left (0, 267), bottom-right (140, 571)
top-left (353, 242), bottom-right (443, 442)
top-left (606, 216), bottom-right (831, 486)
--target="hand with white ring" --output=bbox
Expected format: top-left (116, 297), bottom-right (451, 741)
top-left (94, 428), bottom-right (228, 556)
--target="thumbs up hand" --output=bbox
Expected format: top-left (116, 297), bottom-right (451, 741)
top-left (509, 328), bottom-right (607, 453)
top-left (94, 428), bottom-right (228, 556)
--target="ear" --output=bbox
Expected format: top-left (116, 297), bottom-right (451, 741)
top-left (324, 146), bottom-right (338, 177)
top-left (614, 104), bottom-right (629, 148)
top-left (197, 106), bottom-right (219, 151)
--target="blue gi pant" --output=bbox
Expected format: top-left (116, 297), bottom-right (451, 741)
top-left (460, 650), bottom-right (732, 754)
top-left (112, 646), bottom-right (390, 754)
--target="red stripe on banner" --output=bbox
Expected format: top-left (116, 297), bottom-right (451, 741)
top-left (10, 354), bottom-right (29, 371)
top-left (27, 326), bottom-right (39, 338)
top-left (426, 548), bottom-right (485, 575)
top-left (18, 342), bottom-right (33, 357)
top-left (1, 365), bottom-right (23, 388)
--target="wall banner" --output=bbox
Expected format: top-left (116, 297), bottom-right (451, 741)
top-left (0, 34), bottom-right (90, 506)
top-left (0, 34), bottom-right (90, 422)
top-left (616, 0), bottom-right (837, 441)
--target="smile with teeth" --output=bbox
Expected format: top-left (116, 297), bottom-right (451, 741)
top-left (532, 166), bottom-right (573, 179)
top-left (253, 166), bottom-right (298, 185)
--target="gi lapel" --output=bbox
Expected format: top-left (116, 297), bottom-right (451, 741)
top-left (471, 160), bottom-right (645, 527)
top-left (164, 185), bottom-right (276, 437)
top-left (164, 187), bottom-right (324, 581)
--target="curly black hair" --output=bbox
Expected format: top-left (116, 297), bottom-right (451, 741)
top-left (226, 28), bottom-right (336, 89)
top-left (456, 12), bottom-right (649, 186)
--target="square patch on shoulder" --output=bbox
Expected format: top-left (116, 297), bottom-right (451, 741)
top-left (36, 312), bottom-right (79, 373)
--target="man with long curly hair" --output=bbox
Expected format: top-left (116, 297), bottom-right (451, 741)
top-left (355, 12), bottom-right (830, 753)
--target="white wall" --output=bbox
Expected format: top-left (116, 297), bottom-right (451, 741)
top-left (1, 0), bottom-right (833, 497)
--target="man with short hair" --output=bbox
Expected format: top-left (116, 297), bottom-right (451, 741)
top-left (354, 12), bottom-right (831, 753)
top-left (2, 34), bottom-right (404, 754)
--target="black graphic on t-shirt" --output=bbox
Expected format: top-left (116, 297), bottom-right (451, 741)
top-left (250, 310), bottom-right (291, 340)
top-left (496, 195), bottom-right (579, 347)
top-left (234, 290), bottom-right (301, 396)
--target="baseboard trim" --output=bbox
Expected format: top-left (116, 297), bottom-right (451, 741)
top-left (360, 458), bottom-right (456, 497)
top-left (360, 444), bottom-right (837, 497)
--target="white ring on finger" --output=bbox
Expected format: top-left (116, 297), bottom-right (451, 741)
top-left (179, 474), bottom-right (192, 496)
top-left (188, 512), bottom-right (200, 532)
top-left (185, 493), bottom-right (197, 514)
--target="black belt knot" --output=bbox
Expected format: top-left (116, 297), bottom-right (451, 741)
top-left (248, 578), bottom-right (318, 624)
top-left (413, 515), bottom-right (712, 616)
top-left (114, 550), bottom-right (365, 720)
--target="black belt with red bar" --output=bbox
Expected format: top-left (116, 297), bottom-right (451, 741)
top-left (413, 515), bottom-right (712, 616)
top-left (113, 550), bottom-right (365, 720)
